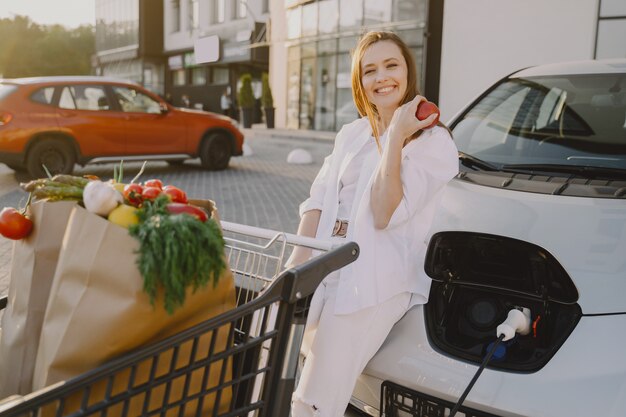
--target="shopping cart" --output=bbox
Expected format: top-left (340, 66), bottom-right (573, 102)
top-left (0, 222), bottom-right (358, 417)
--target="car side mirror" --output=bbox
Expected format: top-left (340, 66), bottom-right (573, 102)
top-left (159, 102), bottom-right (169, 114)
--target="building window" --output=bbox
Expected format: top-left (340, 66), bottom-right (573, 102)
top-left (287, 46), bottom-right (301, 129)
top-left (173, 69), bottom-right (186, 86)
top-left (339, 0), bottom-right (363, 29)
top-left (215, 0), bottom-right (226, 23)
top-left (237, 0), bottom-right (247, 19)
top-left (262, 0), bottom-right (269, 13)
top-left (191, 67), bottom-right (207, 85)
top-left (211, 67), bottom-right (229, 85)
top-left (364, 0), bottom-right (391, 26)
top-left (171, 0), bottom-right (181, 32)
top-left (318, 0), bottom-right (338, 34)
top-left (393, 0), bottom-right (426, 22)
top-left (287, 7), bottom-right (302, 39)
top-left (301, 2), bottom-right (318, 37)
top-left (191, 0), bottom-right (200, 29)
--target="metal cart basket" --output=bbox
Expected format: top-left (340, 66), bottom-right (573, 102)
top-left (0, 221), bottom-right (359, 417)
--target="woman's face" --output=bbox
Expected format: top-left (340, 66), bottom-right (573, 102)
top-left (360, 40), bottom-right (408, 114)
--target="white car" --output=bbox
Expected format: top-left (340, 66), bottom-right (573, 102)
top-left (350, 59), bottom-right (626, 417)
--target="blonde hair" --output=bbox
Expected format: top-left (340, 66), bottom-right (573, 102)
top-left (351, 31), bottom-right (419, 149)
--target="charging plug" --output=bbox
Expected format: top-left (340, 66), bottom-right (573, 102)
top-left (496, 307), bottom-right (531, 341)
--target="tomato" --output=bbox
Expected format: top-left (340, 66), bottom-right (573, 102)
top-left (163, 185), bottom-right (188, 204)
top-left (141, 186), bottom-right (162, 200)
top-left (415, 100), bottom-right (440, 129)
top-left (123, 183), bottom-right (144, 207)
top-left (166, 203), bottom-right (208, 222)
top-left (0, 207), bottom-right (34, 240)
top-left (144, 179), bottom-right (163, 190)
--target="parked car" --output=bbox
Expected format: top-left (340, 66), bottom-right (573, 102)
top-left (0, 76), bottom-right (244, 177)
top-left (350, 59), bottom-right (626, 416)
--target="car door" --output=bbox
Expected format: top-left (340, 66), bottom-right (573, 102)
top-left (110, 85), bottom-right (187, 155)
top-left (55, 84), bottom-right (127, 156)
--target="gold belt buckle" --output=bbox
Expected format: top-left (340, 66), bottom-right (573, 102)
top-left (333, 219), bottom-right (348, 237)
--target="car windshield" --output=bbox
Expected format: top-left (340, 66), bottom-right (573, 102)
top-left (452, 73), bottom-right (626, 174)
top-left (0, 84), bottom-right (18, 101)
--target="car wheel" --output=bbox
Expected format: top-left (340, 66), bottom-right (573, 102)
top-left (200, 132), bottom-right (232, 170)
top-left (26, 138), bottom-right (76, 178)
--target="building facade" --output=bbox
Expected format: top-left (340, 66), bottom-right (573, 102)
top-left (94, 0), bottom-right (165, 95)
top-left (163, 0), bottom-right (270, 117)
top-left (270, 0), bottom-right (440, 132)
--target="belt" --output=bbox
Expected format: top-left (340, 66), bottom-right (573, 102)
top-left (332, 219), bottom-right (349, 237)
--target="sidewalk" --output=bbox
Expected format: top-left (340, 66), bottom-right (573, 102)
top-left (243, 124), bottom-right (337, 143)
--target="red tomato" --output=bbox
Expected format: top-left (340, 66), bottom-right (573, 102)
top-left (141, 186), bottom-right (162, 200)
top-left (415, 100), bottom-right (441, 129)
top-left (123, 183), bottom-right (144, 207)
top-left (163, 185), bottom-right (188, 204)
top-left (166, 203), bottom-right (208, 222)
top-left (0, 207), bottom-right (33, 240)
top-left (144, 179), bottom-right (163, 190)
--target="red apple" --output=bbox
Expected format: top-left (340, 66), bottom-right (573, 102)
top-left (415, 100), bottom-right (440, 129)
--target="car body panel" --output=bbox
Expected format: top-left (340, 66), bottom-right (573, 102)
top-left (0, 76), bottom-right (244, 171)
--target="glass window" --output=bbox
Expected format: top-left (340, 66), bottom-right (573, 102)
top-left (393, 0), bottom-right (426, 22)
top-left (300, 55), bottom-right (316, 129)
top-left (192, 67), bottom-right (207, 85)
top-left (452, 75), bottom-right (626, 170)
top-left (318, 0), bottom-right (338, 34)
top-left (58, 87), bottom-right (76, 109)
top-left (0, 84), bottom-right (18, 101)
top-left (66, 85), bottom-right (108, 111)
top-left (335, 53), bottom-right (358, 129)
top-left (211, 67), bottom-right (229, 84)
top-left (339, 0), bottom-right (363, 29)
top-left (287, 46), bottom-right (301, 129)
top-left (173, 69), bottom-right (186, 86)
top-left (112, 86), bottom-right (161, 114)
top-left (364, 0), bottom-right (391, 25)
top-left (301, 2), bottom-right (318, 37)
top-left (215, 0), bottom-right (225, 23)
top-left (171, 0), bottom-right (180, 32)
top-left (315, 53), bottom-right (337, 131)
top-left (262, 0), bottom-right (269, 13)
top-left (338, 35), bottom-right (359, 53)
top-left (596, 19), bottom-right (626, 59)
top-left (30, 87), bottom-right (55, 105)
top-left (287, 7), bottom-right (302, 40)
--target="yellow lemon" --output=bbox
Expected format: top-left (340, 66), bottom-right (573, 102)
top-left (108, 204), bottom-right (139, 228)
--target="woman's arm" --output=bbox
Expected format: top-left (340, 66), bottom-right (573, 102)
top-left (371, 96), bottom-right (438, 229)
top-left (284, 209), bottom-right (321, 268)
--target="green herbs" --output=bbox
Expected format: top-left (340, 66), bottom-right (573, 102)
top-left (129, 197), bottom-right (226, 314)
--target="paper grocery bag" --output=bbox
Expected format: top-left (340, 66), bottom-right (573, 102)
top-left (0, 200), bottom-right (76, 399)
top-left (33, 202), bottom-right (236, 416)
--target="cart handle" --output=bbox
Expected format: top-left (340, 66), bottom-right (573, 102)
top-left (221, 221), bottom-right (338, 251)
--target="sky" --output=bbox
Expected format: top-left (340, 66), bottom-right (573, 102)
top-left (0, 0), bottom-right (95, 28)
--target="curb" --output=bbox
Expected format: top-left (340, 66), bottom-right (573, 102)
top-left (242, 126), bottom-right (336, 143)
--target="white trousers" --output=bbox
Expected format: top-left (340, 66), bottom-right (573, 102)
top-left (291, 272), bottom-right (411, 417)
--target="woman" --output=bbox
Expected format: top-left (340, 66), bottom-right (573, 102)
top-left (287, 31), bottom-right (459, 417)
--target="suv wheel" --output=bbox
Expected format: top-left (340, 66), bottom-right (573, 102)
top-left (200, 132), bottom-right (231, 170)
top-left (26, 138), bottom-right (76, 178)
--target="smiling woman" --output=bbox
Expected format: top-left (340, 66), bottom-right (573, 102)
top-left (0, 0), bottom-right (95, 27)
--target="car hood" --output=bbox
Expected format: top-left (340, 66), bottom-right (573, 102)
top-left (427, 176), bottom-right (626, 314)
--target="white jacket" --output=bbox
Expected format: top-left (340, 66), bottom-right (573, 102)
top-left (300, 117), bottom-right (459, 315)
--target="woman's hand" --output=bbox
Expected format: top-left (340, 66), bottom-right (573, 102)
top-left (387, 95), bottom-right (438, 145)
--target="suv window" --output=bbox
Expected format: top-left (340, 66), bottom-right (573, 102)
top-left (453, 74), bottom-right (626, 170)
top-left (112, 86), bottom-right (161, 114)
top-left (31, 87), bottom-right (56, 105)
top-left (0, 84), bottom-right (18, 101)
top-left (59, 85), bottom-right (110, 111)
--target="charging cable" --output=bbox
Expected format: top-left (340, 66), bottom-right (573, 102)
top-left (449, 307), bottom-right (531, 417)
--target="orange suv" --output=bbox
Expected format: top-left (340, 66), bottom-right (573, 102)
top-left (0, 76), bottom-right (244, 177)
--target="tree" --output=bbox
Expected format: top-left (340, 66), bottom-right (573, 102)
top-left (0, 15), bottom-right (94, 78)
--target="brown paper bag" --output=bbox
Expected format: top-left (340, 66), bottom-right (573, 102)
top-left (33, 201), bottom-right (236, 416)
top-left (0, 200), bottom-right (77, 398)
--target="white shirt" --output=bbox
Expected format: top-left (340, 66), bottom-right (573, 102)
top-left (299, 117), bottom-right (459, 315)
top-left (337, 135), bottom-right (378, 220)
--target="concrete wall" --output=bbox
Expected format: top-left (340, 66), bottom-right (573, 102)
top-left (439, 0), bottom-right (599, 122)
top-left (269, 0), bottom-right (287, 128)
